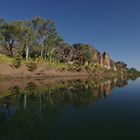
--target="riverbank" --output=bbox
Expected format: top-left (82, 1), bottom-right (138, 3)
top-left (0, 61), bottom-right (118, 79)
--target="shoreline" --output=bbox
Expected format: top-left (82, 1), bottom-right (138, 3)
top-left (0, 61), bottom-right (118, 79)
top-left (0, 71), bottom-right (118, 79)
top-left (0, 61), bottom-right (139, 79)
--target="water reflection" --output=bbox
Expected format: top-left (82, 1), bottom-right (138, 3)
top-left (0, 75), bottom-right (138, 140)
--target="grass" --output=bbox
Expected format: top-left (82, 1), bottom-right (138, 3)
top-left (0, 54), bottom-right (14, 63)
top-left (0, 54), bottom-right (118, 74)
top-left (47, 61), bottom-right (83, 71)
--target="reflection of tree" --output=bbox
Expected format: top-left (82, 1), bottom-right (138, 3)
top-left (116, 76), bottom-right (128, 88)
top-left (0, 94), bottom-right (61, 140)
top-left (128, 75), bottom-right (138, 81)
top-left (0, 77), bottom-right (131, 139)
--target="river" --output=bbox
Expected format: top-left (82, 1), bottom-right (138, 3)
top-left (0, 75), bottom-right (139, 140)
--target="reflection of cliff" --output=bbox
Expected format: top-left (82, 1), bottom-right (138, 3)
top-left (0, 77), bottom-right (131, 140)
top-left (100, 80), bottom-right (113, 97)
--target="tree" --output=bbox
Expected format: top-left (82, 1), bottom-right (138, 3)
top-left (128, 68), bottom-right (138, 74)
top-left (0, 18), bottom-right (4, 25)
top-left (0, 18), bottom-right (5, 53)
top-left (0, 20), bottom-right (23, 56)
top-left (20, 20), bottom-right (35, 60)
top-left (32, 16), bottom-right (57, 58)
top-left (73, 43), bottom-right (95, 63)
top-left (45, 32), bottom-right (63, 62)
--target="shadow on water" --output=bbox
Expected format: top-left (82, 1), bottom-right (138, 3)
top-left (0, 75), bottom-right (139, 140)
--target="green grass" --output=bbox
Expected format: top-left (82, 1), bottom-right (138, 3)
top-left (0, 54), bottom-right (14, 63)
top-left (47, 61), bottom-right (80, 71)
top-left (0, 54), bottom-right (118, 73)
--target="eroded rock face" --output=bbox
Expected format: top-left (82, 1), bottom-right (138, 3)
top-left (73, 44), bottom-right (101, 65)
top-left (52, 44), bottom-right (128, 71)
top-left (110, 59), bottom-right (117, 71)
top-left (53, 44), bottom-right (101, 65)
top-left (53, 44), bottom-right (86, 65)
top-left (99, 52), bottom-right (111, 69)
top-left (90, 49), bottom-right (100, 65)
top-left (115, 61), bottom-right (127, 71)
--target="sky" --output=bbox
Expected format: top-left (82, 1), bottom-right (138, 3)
top-left (0, 0), bottom-right (140, 69)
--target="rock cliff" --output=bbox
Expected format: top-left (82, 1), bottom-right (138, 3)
top-left (52, 43), bottom-right (127, 72)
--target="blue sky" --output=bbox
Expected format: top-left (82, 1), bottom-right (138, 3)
top-left (0, 0), bottom-right (140, 69)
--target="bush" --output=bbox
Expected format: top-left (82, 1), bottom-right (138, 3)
top-left (12, 56), bottom-right (22, 68)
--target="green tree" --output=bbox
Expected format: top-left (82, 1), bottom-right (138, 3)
top-left (45, 32), bottom-right (63, 62)
top-left (20, 20), bottom-right (35, 60)
top-left (0, 20), bottom-right (23, 56)
top-left (32, 16), bottom-right (57, 58)
top-left (73, 43), bottom-right (94, 63)
top-left (0, 18), bottom-right (4, 25)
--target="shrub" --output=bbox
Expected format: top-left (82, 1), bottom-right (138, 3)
top-left (12, 55), bottom-right (22, 68)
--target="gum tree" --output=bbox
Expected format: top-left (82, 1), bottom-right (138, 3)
top-left (32, 16), bottom-right (57, 58)
top-left (20, 20), bottom-right (35, 60)
top-left (0, 20), bottom-right (23, 56)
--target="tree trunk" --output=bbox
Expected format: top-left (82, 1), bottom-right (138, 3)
top-left (9, 46), bottom-right (13, 56)
top-left (25, 45), bottom-right (29, 60)
top-left (50, 52), bottom-right (52, 62)
top-left (9, 41), bottom-right (14, 56)
top-left (50, 49), bottom-right (55, 62)
top-left (41, 50), bottom-right (43, 58)
top-left (40, 45), bottom-right (44, 58)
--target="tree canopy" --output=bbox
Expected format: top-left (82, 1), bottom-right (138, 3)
top-left (0, 16), bottom-right (63, 59)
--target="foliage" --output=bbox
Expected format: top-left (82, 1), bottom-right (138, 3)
top-left (0, 54), bottom-right (14, 62)
top-left (73, 43), bottom-right (97, 63)
top-left (127, 67), bottom-right (140, 75)
top-left (32, 16), bottom-right (62, 58)
top-left (0, 16), bottom-right (63, 60)
top-left (0, 20), bottom-right (23, 56)
top-left (20, 20), bottom-right (35, 60)
top-left (12, 55), bottom-right (22, 68)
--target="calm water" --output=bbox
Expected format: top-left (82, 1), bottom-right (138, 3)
top-left (0, 76), bottom-right (140, 140)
